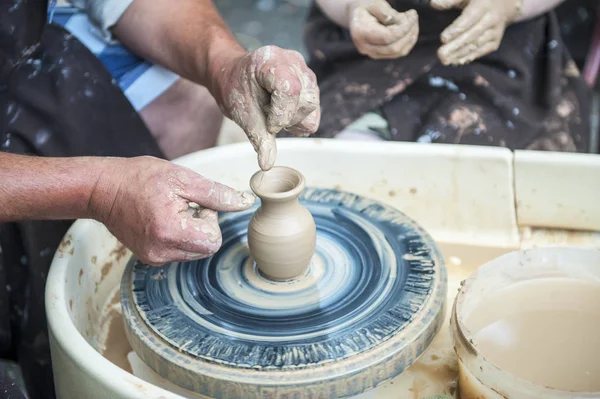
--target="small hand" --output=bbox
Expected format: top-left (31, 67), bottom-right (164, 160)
top-left (218, 46), bottom-right (320, 171)
top-left (90, 156), bottom-right (255, 266)
top-left (348, 0), bottom-right (419, 60)
top-left (433, 0), bottom-right (521, 65)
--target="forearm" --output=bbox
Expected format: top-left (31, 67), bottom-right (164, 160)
top-left (516, 0), bottom-right (566, 22)
top-left (316, 0), bottom-right (355, 28)
top-left (0, 153), bottom-right (107, 222)
top-left (112, 0), bottom-right (245, 102)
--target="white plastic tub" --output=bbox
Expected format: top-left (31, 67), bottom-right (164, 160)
top-left (451, 247), bottom-right (600, 399)
top-left (46, 139), bottom-right (600, 398)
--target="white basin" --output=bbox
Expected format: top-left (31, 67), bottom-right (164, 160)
top-left (46, 138), bottom-right (600, 398)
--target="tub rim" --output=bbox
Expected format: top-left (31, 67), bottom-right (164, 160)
top-left (45, 219), bottom-right (184, 399)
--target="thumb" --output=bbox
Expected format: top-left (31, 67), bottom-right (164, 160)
top-left (367, 1), bottom-right (402, 25)
top-left (185, 175), bottom-right (256, 212)
top-left (430, 0), bottom-right (464, 10)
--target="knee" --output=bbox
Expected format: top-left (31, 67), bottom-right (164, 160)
top-left (140, 79), bottom-right (224, 159)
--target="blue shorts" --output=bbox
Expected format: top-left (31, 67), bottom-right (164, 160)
top-left (48, 6), bottom-right (179, 111)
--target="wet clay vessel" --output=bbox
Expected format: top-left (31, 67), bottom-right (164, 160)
top-left (121, 186), bottom-right (447, 399)
top-left (247, 166), bottom-right (316, 280)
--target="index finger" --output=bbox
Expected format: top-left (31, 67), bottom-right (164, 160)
top-left (183, 172), bottom-right (256, 212)
top-left (440, 3), bottom-right (485, 44)
top-left (230, 88), bottom-right (278, 170)
top-left (438, 16), bottom-right (491, 63)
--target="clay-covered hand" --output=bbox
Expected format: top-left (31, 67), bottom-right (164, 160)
top-left (348, 0), bottom-right (419, 60)
top-left (89, 156), bottom-right (255, 266)
top-left (217, 46), bottom-right (320, 171)
top-left (432, 0), bottom-right (522, 65)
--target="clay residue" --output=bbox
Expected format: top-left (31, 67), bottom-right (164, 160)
top-left (344, 83), bottom-right (373, 95)
top-left (474, 74), bottom-right (490, 87)
top-left (98, 290), bottom-right (133, 374)
top-left (103, 308), bottom-right (133, 374)
top-left (446, 106), bottom-right (487, 143)
top-left (85, 297), bottom-right (99, 340)
top-left (100, 262), bottom-right (112, 284)
top-left (151, 269), bottom-right (167, 281)
top-left (57, 234), bottom-right (73, 256)
top-left (385, 78), bottom-right (413, 99)
top-left (519, 227), bottom-right (600, 249)
top-left (527, 93), bottom-right (580, 152)
top-left (96, 243), bottom-right (130, 292)
top-left (564, 60), bottom-right (580, 78)
top-left (555, 98), bottom-right (575, 118)
top-left (110, 243), bottom-right (128, 263)
top-left (408, 359), bottom-right (458, 399)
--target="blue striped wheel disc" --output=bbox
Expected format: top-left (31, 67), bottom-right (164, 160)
top-left (121, 188), bottom-right (447, 398)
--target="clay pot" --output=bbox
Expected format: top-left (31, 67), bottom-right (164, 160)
top-left (247, 166), bottom-right (316, 280)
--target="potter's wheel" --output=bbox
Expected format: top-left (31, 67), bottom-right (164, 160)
top-left (121, 187), bottom-right (447, 398)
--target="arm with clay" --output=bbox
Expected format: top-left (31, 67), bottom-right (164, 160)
top-left (316, 0), bottom-right (419, 60)
top-left (68, 0), bottom-right (320, 171)
top-left (433, 0), bottom-right (568, 65)
top-left (0, 152), bottom-right (107, 222)
top-left (0, 152), bottom-right (254, 265)
top-left (110, 0), bottom-right (319, 171)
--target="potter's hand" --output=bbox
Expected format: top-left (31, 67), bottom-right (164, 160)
top-left (89, 156), bottom-right (255, 266)
top-left (432, 0), bottom-right (522, 65)
top-left (217, 46), bottom-right (320, 171)
top-left (348, 0), bottom-right (419, 60)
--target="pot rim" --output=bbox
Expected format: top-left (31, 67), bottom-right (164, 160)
top-left (452, 246), bottom-right (600, 398)
top-left (249, 166), bottom-right (305, 200)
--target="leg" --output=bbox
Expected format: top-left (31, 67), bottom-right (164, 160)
top-left (139, 78), bottom-right (224, 160)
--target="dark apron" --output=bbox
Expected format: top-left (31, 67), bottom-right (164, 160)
top-left (0, 1), bottom-right (164, 398)
top-left (303, 0), bottom-right (593, 152)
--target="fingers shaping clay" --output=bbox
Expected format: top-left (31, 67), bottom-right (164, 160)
top-left (247, 166), bottom-right (317, 280)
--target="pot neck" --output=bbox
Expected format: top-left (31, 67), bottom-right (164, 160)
top-left (258, 195), bottom-right (301, 214)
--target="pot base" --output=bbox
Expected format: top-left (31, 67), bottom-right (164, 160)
top-left (121, 187), bottom-right (447, 398)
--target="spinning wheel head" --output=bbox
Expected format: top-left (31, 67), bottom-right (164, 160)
top-left (121, 188), bottom-right (447, 398)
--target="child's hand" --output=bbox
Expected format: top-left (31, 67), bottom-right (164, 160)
top-left (348, 0), bottom-right (419, 60)
top-left (433, 0), bottom-right (522, 65)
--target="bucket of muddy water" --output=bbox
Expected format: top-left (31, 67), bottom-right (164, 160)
top-left (451, 247), bottom-right (600, 399)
